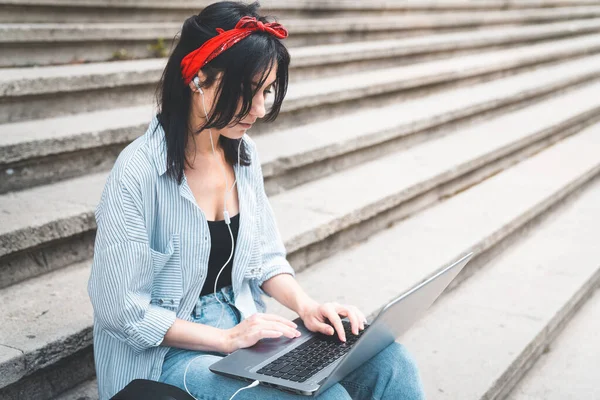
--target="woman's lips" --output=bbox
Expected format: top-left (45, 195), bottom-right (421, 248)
top-left (240, 122), bottom-right (252, 128)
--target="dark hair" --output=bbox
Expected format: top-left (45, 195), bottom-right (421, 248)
top-left (153, 1), bottom-right (290, 184)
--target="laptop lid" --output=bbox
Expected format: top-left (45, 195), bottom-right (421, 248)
top-left (314, 251), bottom-right (474, 395)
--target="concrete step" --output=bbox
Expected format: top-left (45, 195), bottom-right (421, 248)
top-left (264, 121), bottom-right (600, 399)
top-left (3, 74), bottom-right (600, 289)
top-left (4, 47), bottom-right (600, 194)
top-left (400, 170), bottom-right (600, 399)
top-left (0, 260), bottom-right (96, 400)
top-left (0, 0), bottom-right (488, 24)
top-left (53, 377), bottom-right (96, 400)
top-left (4, 5), bottom-right (600, 67)
top-left (4, 0), bottom-right (600, 24)
top-left (266, 116), bottom-right (600, 319)
top-left (266, 80), bottom-right (600, 271)
top-left (507, 289), bottom-right (600, 400)
top-left (5, 18), bottom-right (600, 123)
top-left (3, 108), bottom-right (600, 400)
top-left (257, 58), bottom-right (600, 195)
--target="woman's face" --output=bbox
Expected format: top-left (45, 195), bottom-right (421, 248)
top-left (189, 65), bottom-right (278, 140)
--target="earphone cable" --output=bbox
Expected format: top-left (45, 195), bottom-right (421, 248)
top-left (183, 81), bottom-right (256, 400)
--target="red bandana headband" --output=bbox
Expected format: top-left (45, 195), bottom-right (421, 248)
top-left (180, 16), bottom-right (288, 85)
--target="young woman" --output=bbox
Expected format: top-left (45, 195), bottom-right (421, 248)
top-left (87, 1), bottom-right (425, 399)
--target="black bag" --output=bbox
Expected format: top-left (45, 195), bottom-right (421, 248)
top-left (110, 379), bottom-right (195, 400)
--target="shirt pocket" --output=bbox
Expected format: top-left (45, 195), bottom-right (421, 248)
top-left (149, 233), bottom-right (183, 311)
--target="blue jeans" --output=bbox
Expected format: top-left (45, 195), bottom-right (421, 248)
top-left (158, 285), bottom-right (425, 399)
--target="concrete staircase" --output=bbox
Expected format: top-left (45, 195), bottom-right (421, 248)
top-left (1, 1), bottom-right (599, 399)
top-left (507, 288), bottom-right (600, 400)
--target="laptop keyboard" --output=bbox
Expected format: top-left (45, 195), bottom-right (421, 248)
top-left (256, 320), bottom-right (370, 382)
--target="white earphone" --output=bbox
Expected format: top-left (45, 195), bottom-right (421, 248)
top-left (193, 76), bottom-right (204, 95)
top-left (184, 75), bottom-right (251, 400)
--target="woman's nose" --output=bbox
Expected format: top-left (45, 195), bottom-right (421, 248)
top-left (251, 97), bottom-right (267, 119)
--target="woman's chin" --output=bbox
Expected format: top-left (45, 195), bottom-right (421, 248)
top-left (223, 128), bottom-right (248, 139)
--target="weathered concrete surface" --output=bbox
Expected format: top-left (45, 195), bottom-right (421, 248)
top-left (5, 7), bottom-right (600, 44)
top-left (4, 18), bottom-right (600, 98)
top-left (508, 290), bottom-right (600, 400)
top-left (266, 125), bottom-right (600, 400)
top-left (281, 32), bottom-right (600, 110)
top-left (400, 179), bottom-right (600, 399)
top-left (266, 122), bottom-right (600, 321)
top-left (270, 82), bottom-right (600, 256)
top-left (4, 45), bottom-right (600, 196)
top-left (0, 173), bottom-right (105, 257)
top-left (4, 6), bottom-right (600, 66)
top-left (5, 29), bottom-right (600, 124)
top-left (0, 106), bottom-right (153, 165)
top-left (5, 0), bottom-right (600, 26)
top-left (257, 56), bottom-right (600, 178)
top-left (53, 376), bottom-right (97, 400)
top-left (0, 260), bottom-right (93, 388)
top-left (3, 78), bottom-right (599, 267)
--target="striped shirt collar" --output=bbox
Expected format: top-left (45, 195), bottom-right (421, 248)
top-left (147, 115), bottom-right (169, 177)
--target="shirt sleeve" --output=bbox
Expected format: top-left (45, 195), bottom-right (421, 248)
top-left (87, 171), bottom-right (177, 355)
top-left (249, 138), bottom-right (296, 298)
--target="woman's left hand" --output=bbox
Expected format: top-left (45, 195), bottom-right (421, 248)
top-left (299, 301), bottom-right (367, 342)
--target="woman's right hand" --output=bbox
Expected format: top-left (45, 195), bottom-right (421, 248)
top-left (224, 313), bottom-right (302, 353)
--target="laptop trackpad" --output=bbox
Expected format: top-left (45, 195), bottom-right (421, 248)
top-left (214, 316), bottom-right (314, 369)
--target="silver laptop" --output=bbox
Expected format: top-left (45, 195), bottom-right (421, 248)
top-left (210, 252), bottom-right (474, 396)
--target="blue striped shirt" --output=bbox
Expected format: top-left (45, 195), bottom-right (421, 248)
top-left (87, 115), bottom-right (296, 399)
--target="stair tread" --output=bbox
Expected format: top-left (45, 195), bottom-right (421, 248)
top-left (294, 17), bottom-right (600, 56)
top-left (265, 126), bottom-right (600, 399)
top-left (2, 78), bottom-right (600, 257)
top-left (1, 17), bottom-right (599, 88)
top-left (0, 57), bottom-right (167, 82)
top-left (5, 0), bottom-right (600, 11)
top-left (258, 79), bottom-right (600, 251)
top-left (287, 32), bottom-right (600, 100)
top-left (256, 53), bottom-right (600, 169)
top-left (0, 172), bottom-right (106, 252)
top-left (53, 377), bottom-right (97, 400)
top-left (0, 77), bottom-right (600, 252)
top-left (508, 289), bottom-right (600, 400)
top-left (4, 35), bottom-right (600, 166)
top-left (3, 5), bottom-right (600, 34)
top-left (6, 0), bottom-right (600, 11)
top-left (401, 175), bottom-right (600, 399)
top-left (0, 105), bottom-right (154, 157)
top-left (266, 121), bottom-right (600, 320)
top-left (0, 260), bottom-right (91, 388)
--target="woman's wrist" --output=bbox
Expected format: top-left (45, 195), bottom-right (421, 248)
top-left (221, 328), bottom-right (235, 353)
top-left (297, 297), bottom-right (320, 319)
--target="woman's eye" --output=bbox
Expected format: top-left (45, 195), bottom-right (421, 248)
top-left (264, 90), bottom-right (272, 95)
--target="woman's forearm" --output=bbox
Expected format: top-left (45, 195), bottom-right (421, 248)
top-left (160, 318), bottom-right (230, 353)
top-left (160, 274), bottom-right (315, 353)
top-left (261, 273), bottom-right (319, 318)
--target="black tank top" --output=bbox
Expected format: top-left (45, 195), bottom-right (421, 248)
top-left (199, 213), bottom-right (240, 297)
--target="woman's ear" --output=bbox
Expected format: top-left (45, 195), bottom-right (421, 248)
top-left (189, 71), bottom-right (206, 92)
